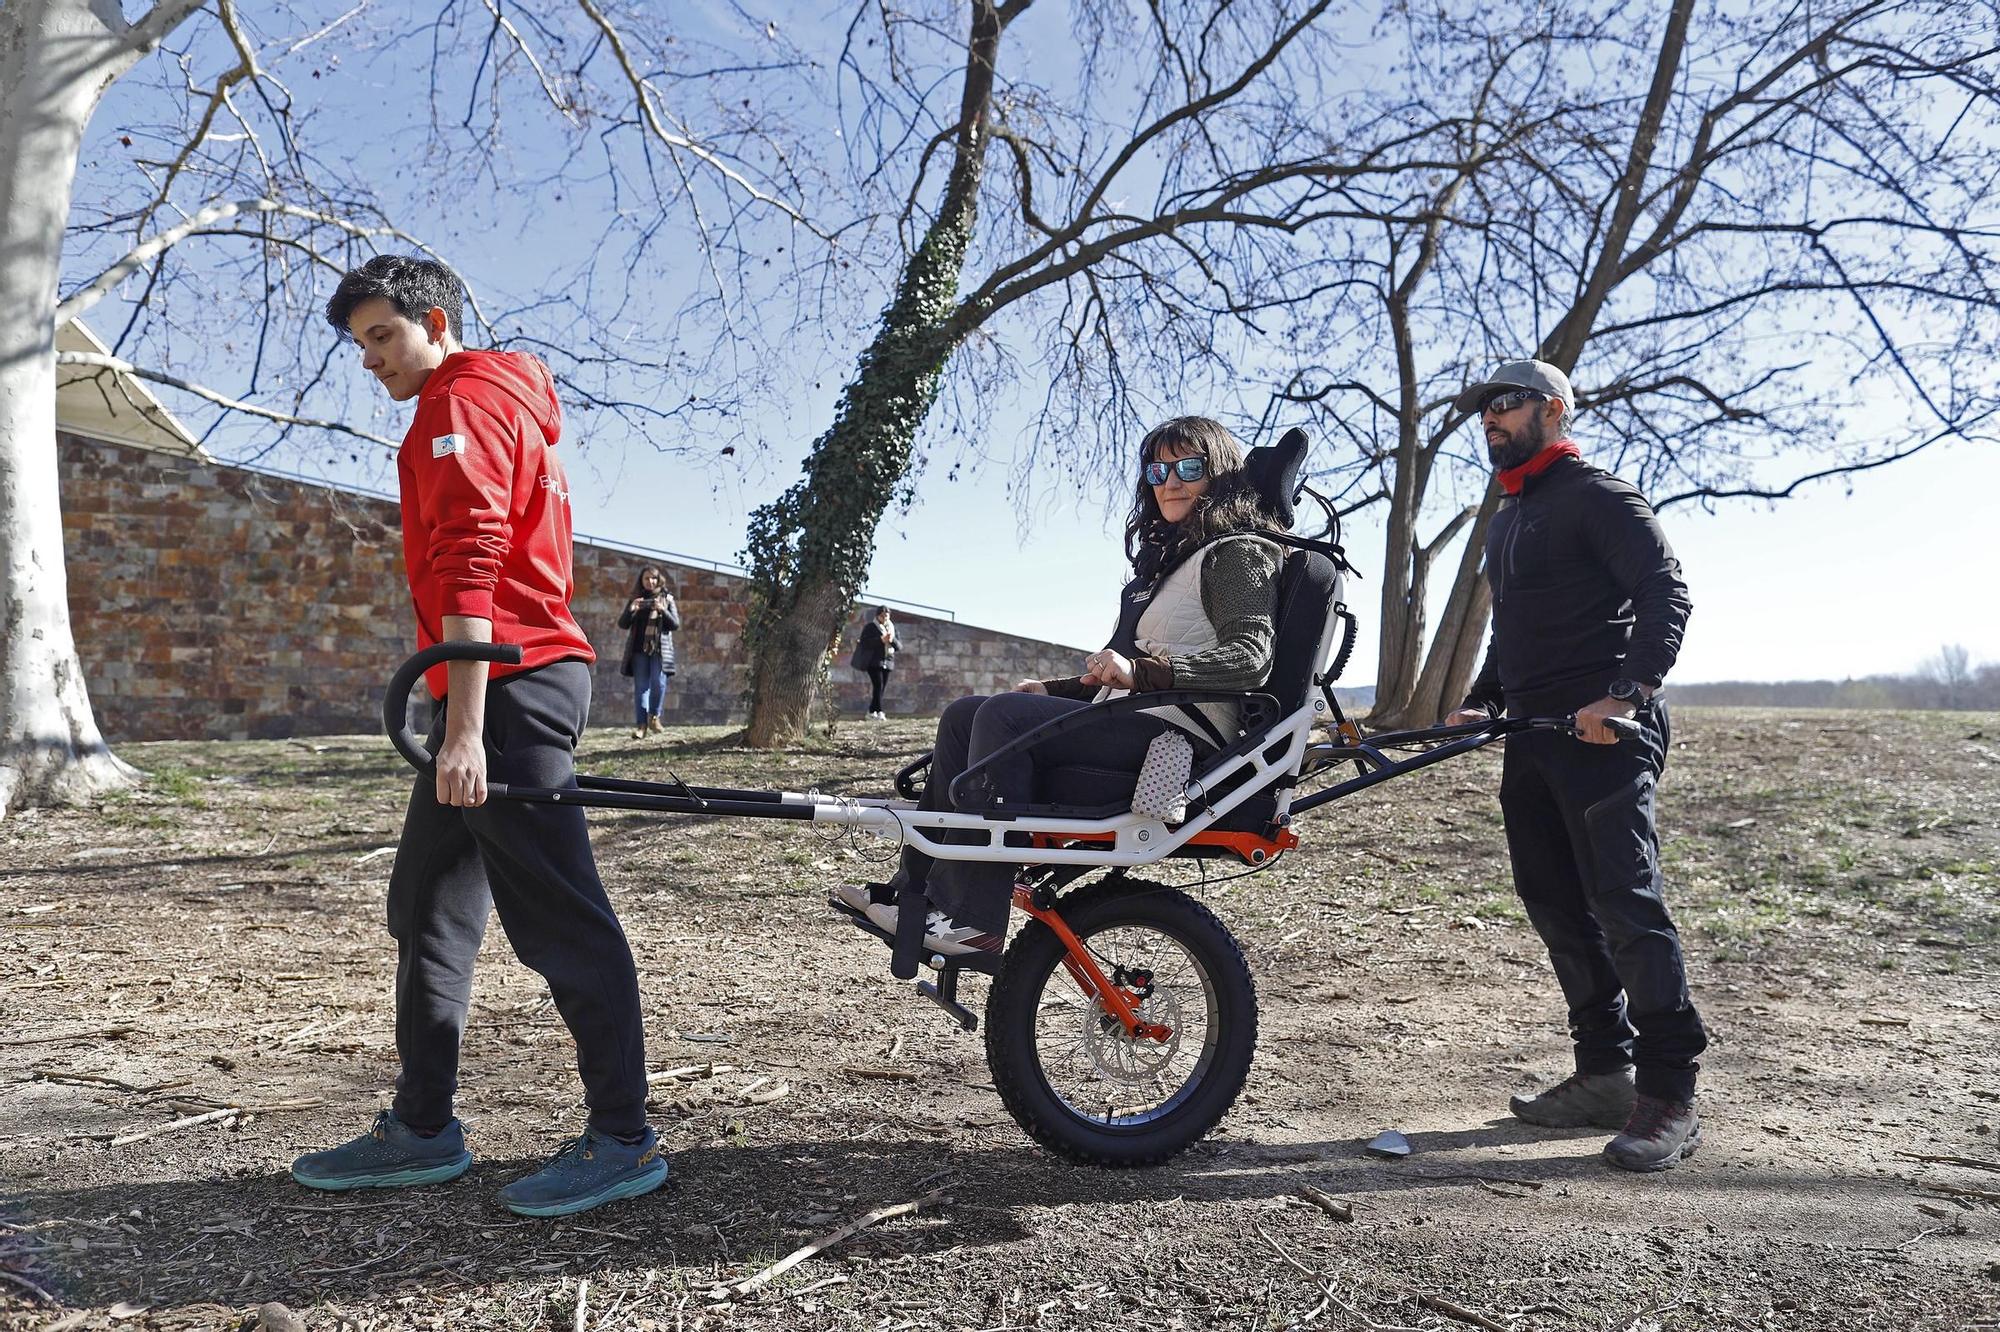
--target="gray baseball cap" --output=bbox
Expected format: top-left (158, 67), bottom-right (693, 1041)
top-left (1452, 359), bottom-right (1575, 416)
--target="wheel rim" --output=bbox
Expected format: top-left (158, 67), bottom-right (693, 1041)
top-left (1028, 921), bottom-right (1220, 1130)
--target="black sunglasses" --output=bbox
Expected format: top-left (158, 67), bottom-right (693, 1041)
top-left (1144, 457), bottom-right (1209, 486)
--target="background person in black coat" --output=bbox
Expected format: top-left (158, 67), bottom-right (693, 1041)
top-left (617, 566), bottom-right (679, 738)
top-left (849, 607), bottom-right (896, 720)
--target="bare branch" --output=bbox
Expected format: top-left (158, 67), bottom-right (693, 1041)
top-left (574, 0), bottom-right (827, 236)
top-left (56, 199), bottom-right (461, 330)
top-left (56, 351), bottom-right (401, 450)
top-left (479, 0), bottom-right (579, 123)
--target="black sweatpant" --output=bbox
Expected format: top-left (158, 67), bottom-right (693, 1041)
top-left (866, 665), bottom-right (890, 713)
top-left (1499, 701), bottom-right (1706, 1102)
top-left (387, 659), bottom-right (649, 1138)
top-left (912, 692), bottom-right (1167, 934)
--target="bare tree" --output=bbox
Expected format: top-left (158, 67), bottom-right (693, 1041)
top-left (1264, 0), bottom-right (2000, 727)
top-left (733, 0), bottom-right (1517, 745)
top-left (1924, 642), bottom-right (1975, 707)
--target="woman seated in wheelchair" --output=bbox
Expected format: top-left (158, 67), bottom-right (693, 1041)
top-left (835, 415), bottom-right (1284, 957)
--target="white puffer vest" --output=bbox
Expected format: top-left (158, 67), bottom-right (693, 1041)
top-left (1096, 533), bottom-right (1277, 744)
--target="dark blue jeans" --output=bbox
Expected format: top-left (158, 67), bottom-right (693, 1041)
top-left (1499, 702), bottom-right (1705, 1102)
top-left (631, 652), bottom-right (668, 725)
top-left (388, 661), bottom-right (649, 1137)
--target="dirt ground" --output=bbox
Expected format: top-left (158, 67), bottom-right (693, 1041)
top-left (2, 706), bottom-right (1997, 1332)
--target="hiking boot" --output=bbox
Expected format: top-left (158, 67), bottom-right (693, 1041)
top-left (630, 726), bottom-right (647, 740)
top-left (1509, 1068), bottom-right (1636, 1129)
top-left (1604, 1095), bottom-right (1702, 1172)
top-left (291, 1110), bottom-right (472, 1191)
top-left (497, 1127), bottom-right (669, 1217)
top-left (646, 715), bottom-right (663, 735)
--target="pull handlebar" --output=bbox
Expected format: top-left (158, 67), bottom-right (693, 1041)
top-left (383, 642), bottom-right (524, 785)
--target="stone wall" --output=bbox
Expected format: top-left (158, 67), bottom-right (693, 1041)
top-left (56, 433), bottom-right (1086, 741)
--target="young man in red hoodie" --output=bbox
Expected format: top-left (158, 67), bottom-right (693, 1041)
top-left (291, 255), bottom-right (665, 1216)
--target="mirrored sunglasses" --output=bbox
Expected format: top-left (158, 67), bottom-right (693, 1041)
top-left (1144, 457), bottom-right (1209, 486)
top-left (1480, 388), bottom-right (1547, 416)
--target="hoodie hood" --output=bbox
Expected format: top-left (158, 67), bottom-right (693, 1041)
top-left (421, 350), bottom-right (562, 447)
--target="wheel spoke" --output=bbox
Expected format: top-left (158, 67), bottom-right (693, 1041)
top-left (1028, 920), bottom-right (1217, 1128)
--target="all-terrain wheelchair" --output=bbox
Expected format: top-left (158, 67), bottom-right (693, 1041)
top-left (384, 429), bottom-right (1627, 1167)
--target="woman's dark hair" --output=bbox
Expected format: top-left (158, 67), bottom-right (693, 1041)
top-left (325, 254), bottom-right (465, 341)
top-left (1121, 416), bottom-right (1273, 581)
top-left (629, 565), bottom-right (674, 597)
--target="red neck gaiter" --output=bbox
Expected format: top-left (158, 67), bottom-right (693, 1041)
top-left (1497, 439), bottom-right (1580, 495)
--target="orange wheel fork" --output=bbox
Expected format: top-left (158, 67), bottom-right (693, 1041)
top-left (1012, 886), bottom-right (1172, 1043)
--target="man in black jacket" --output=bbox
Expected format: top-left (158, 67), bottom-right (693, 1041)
top-left (1446, 359), bottom-right (1707, 1172)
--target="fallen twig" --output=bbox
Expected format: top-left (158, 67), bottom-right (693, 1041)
top-left (0, 1025), bottom-right (134, 1047)
top-left (1254, 1225), bottom-right (1415, 1331)
top-left (711, 1186), bottom-right (949, 1301)
top-left (1917, 1181), bottom-right (2000, 1204)
top-left (281, 1013), bottom-right (357, 1046)
top-left (1407, 1171), bottom-right (1545, 1191)
top-left (0, 1267), bottom-right (58, 1305)
top-left (298, 1237), bottom-right (418, 1276)
top-left (1895, 1151), bottom-right (2000, 1174)
top-left (1418, 1292), bottom-right (1509, 1332)
top-left (30, 1069), bottom-right (188, 1095)
top-left (1296, 1184), bottom-right (1354, 1222)
top-left (574, 1275), bottom-right (589, 1332)
top-left (647, 1063), bottom-right (736, 1084)
top-left (843, 1066), bottom-right (922, 1082)
top-left (89, 1097), bottom-right (324, 1146)
top-left (108, 1106), bottom-right (238, 1144)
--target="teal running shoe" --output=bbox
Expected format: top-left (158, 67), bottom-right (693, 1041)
top-left (498, 1127), bottom-right (668, 1218)
top-left (291, 1110), bottom-right (473, 1191)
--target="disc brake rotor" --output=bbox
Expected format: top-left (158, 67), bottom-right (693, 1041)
top-left (1080, 985), bottom-right (1184, 1082)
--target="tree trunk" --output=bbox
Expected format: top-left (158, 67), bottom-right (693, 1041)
top-left (740, 1), bottom-right (1011, 747)
top-left (0, 1), bottom-right (158, 817)
top-left (739, 252), bottom-right (969, 747)
top-left (1396, 487), bottom-right (1500, 726)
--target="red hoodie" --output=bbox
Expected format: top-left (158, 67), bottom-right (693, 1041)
top-left (396, 349), bottom-right (595, 698)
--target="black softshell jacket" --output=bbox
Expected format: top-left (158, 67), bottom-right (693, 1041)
top-left (1463, 456), bottom-right (1691, 718)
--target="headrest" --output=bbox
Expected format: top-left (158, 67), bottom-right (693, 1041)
top-left (1243, 427), bottom-right (1308, 530)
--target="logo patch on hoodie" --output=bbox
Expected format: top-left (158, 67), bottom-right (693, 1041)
top-left (432, 434), bottom-right (467, 458)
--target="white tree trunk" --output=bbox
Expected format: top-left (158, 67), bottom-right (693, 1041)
top-left (0, 1), bottom-right (161, 817)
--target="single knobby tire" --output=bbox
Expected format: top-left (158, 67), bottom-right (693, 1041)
top-left (983, 876), bottom-right (1257, 1167)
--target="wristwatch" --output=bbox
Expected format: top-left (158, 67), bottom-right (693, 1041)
top-left (1607, 678), bottom-right (1649, 703)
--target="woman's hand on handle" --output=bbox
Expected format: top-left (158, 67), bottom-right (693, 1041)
top-left (1080, 649), bottom-right (1133, 690)
top-left (1012, 679), bottom-right (1048, 694)
top-left (1444, 708), bottom-right (1492, 727)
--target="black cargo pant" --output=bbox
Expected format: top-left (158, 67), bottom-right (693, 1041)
top-left (387, 659), bottom-right (649, 1138)
top-left (1499, 701), bottom-right (1706, 1103)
